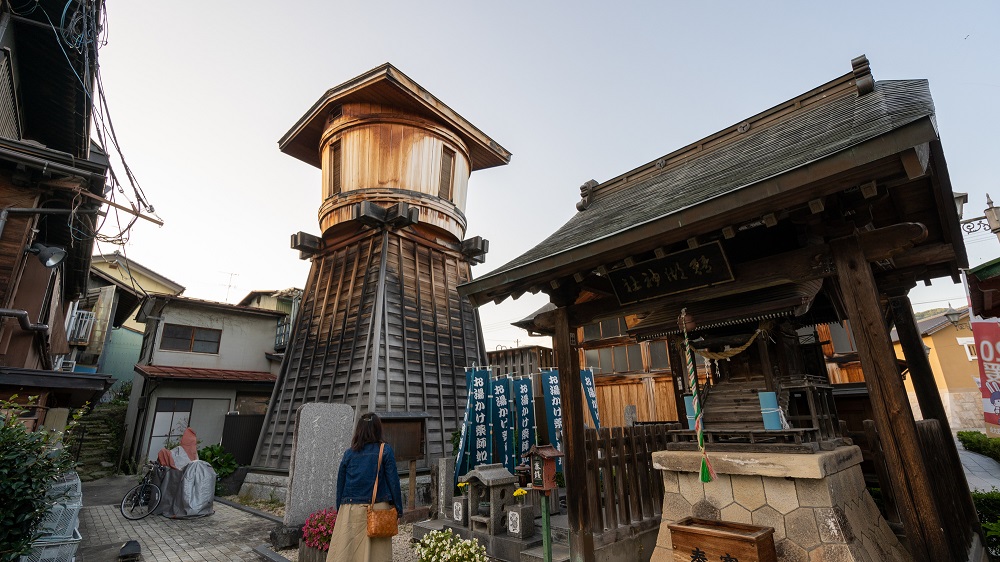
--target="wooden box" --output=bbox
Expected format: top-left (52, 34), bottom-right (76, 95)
top-left (668, 517), bottom-right (776, 562)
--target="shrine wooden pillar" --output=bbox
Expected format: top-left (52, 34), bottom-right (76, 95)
top-left (831, 235), bottom-right (949, 562)
top-left (667, 336), bottom-right (690, 429)
top-left (888, 293), bottom-right (982, 538)
top-left (553, 306), bottom-right (596, 562)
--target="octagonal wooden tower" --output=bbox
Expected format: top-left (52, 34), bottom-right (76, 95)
top-left (252, 64), bottom-right (510, 470)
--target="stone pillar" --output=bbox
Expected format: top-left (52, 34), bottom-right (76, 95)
top-left (438, 456), bottom-right (456, 519)
top-left (650, 447), bottom-right (912, 562)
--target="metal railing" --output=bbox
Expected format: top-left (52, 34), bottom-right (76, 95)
top-left (274, 316), bottom-right (291, 350)
top-left (67, 310), bottom-right (95, 345)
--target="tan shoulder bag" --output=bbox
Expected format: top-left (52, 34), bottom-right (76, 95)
top-left (366, 443), bottom-right (399, 538)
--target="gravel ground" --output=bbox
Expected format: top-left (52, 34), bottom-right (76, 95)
top-left (276, 523), bottom-right (417, 562)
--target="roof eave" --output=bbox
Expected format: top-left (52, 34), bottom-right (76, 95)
top-left (461, 116), bottom-right (946, 307)
top-left (278, 63), bottom-right (511, 171)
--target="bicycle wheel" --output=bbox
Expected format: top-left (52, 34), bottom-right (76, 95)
top-left (120, 483), bottom-right (161, 520)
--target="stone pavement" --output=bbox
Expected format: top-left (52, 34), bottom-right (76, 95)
top-left (959, 446), bottom-right (1000, 492)
top-left (77, 475), bottom-right (275, 561)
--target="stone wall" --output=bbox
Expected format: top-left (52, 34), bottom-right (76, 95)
top-left (907, 390), bottom-right (987, 433)
top-left (651, 447), bottom-right (911, 562)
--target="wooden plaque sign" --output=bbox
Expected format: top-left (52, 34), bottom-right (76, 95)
top-left (608, 241), bottom-right (734, 305)
top-left (667, 517), bottom-right (776, 562)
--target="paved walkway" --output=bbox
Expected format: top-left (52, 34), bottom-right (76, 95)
top-left (77, 476), bottom-right (275, 561)
top-left (959, 446), bottom-right (1000, 492)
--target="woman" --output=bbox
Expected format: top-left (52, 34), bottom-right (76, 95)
top-left (328, 412), bottom-right (403, 562)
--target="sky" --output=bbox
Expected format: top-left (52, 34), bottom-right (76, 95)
top-left (92, 1), bottom-right (1000, 349)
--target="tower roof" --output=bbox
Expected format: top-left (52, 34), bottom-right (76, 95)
top-left (279, 63), bottom-right (511, 171)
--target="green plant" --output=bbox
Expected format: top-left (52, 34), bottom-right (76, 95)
top-left (414, 528), bottom-right (488, 562)
top-left (198, 444), bottom-right (238, 480)
top-left (972, 487), bottom-right (1000, 559)
top-left (959, 431), bottom-right (1000, 464)
top-left (0, 397), bottom-right (79, 562)
top-left (302, 507), bottom-right (337, 551)
top-left (451, 429), bottom-right (462, 456)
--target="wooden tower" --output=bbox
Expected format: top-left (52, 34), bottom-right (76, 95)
top-left (252, 64), bottom-right (510, 471)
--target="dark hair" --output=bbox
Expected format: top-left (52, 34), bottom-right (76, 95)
top-left (351, 412), bottom-right (383, 451)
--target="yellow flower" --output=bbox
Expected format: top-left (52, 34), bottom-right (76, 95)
top-left (457, 482), bottom-right (468, 488)
top-left (512, 488), bottom-right (527, 497)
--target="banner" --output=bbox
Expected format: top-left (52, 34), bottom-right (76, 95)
top-left (469, 368), bottom-right (492, 467)
top-left (540, 369), bottom-right (564, 472)
top-left (581, 368), bottom-right (601, 429)
top-left (512, 377), bottom-right (535, 463)
top-left (491, 376), bottom-right (515, 472)
top-left (454, 369), bottom-right (474, 484)
top-left (972, 319), bottom-right (1000, 437)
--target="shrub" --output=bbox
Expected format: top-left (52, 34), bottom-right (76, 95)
top-left (959, 431), bottom-right (1000, 464)
top-left (973, 488), bottom-right (1000, 559)
top-left (0, 397), bottom-right (78, 562)
top-left (302, 507), bottom-right (337, 551)
top-left (198, 444), bottom-right (238, 480)
top-left (414, 528), bottom-right (488, 562)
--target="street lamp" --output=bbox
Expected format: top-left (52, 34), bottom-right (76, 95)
top-left (957, 193), bottom-right (1000, 240)
top-left (944, 304), bottom-right (970, 330)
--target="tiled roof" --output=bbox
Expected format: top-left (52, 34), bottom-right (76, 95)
top-left (135, 365), bottom-right (276, 383)
top-left (479, 79), bottom-right (936, 283)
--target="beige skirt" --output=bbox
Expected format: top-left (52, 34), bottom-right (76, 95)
top-left (326, 502), bottom-right (394, 562)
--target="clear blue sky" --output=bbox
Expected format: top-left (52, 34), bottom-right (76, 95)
top-left (96, 1), bottom-right (1000, 348)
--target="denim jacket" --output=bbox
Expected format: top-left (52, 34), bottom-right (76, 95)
top-left (336, 442), bottom-right (403, 517)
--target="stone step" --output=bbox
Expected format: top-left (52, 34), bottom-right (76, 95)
top-left (520, 543), bottom-right (570, 562)
top-left (533, 514), bottom-right (570, 546)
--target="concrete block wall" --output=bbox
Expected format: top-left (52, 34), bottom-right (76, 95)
top-left (651, 447), bottom-right (911, 562)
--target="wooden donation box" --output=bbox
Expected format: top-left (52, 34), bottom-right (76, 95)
top-left (668, 517), bottom-right (776, 562)
top-left (524, 444), bottom-right (563, 492)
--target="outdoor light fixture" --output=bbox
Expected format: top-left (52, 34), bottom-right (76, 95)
top-left (957, 193), bottom-right (1000, 242)
top-left (944, 304), bottom-right (970, 330)
top-left (25, 243), bottom-right (67, 268)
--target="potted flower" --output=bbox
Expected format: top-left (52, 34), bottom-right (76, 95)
top-left (506, 488), bottom-right (534, 538)
top-left (414, 528), bottom-right (488, 562)
top-left (299, 507), bottom-right (337, 562)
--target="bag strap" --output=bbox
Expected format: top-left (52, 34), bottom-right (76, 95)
top-left (370, 442), bottom-right (384, 508)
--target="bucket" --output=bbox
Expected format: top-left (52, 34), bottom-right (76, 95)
top-left (684, 395), bottom-right (696, 428)
top-left (758, 391), bottom-right (782, 430)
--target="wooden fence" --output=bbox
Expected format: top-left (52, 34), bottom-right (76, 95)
top-left (583, 423), bottom-right (680, 546)
top-left (593, 375), bottom-right (679, 427)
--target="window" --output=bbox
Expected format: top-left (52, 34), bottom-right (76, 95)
top-left (958, 337), bottom-right (977, 361)
top-left (330, 140), bottom-right (342, 195)
top-left (439, 147), bottom-right (454, 200)
top-left (148, 398), bottom-right (193, 460)
top-left (649, 340), bottom-right (670, 371)
top-left (584, 343), bottom-right (643, 374)
top-left (581, 317), bottom-right (625, 342)
top-left (160, 323), bottom-right (221, 354)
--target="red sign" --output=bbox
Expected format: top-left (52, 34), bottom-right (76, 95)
top-left (972, 320), bottom-right (1000, 437)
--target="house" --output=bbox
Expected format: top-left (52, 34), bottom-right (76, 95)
top-left (236, 288), bottom-right (302, 352)
top-left (891, 307), bottom-right (983, 432)
top-left (56, 254), bottom-right (184, 389)
top-left (123, 294), bottom-right (286, 464)
top-left (0, 0), bottom-right (115, 425)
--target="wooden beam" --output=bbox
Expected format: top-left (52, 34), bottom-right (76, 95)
top-left (888, 294), bottom-right (983, 542)
top-left (553, 307), bottom-right (596, 562)
top-left (831, 234), bottom-right (949, 562)
top-left (900, 143), bottom-right (930, 180)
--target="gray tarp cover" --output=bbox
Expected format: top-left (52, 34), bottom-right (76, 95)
top-left (152, 460), bottom-right (217, 518)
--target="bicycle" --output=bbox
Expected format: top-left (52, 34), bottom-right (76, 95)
top-left (120, 461), bottom-right (162, 520)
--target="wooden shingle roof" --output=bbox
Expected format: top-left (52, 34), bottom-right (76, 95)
top-left (460, 59), bottom-right (965, 309)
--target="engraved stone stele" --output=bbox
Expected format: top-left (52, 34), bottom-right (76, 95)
top-left (284, 403), bottom-right (355, 527)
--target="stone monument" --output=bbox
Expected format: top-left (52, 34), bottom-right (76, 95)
top-left (270, 403), bottom-right (354, 548)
